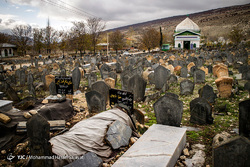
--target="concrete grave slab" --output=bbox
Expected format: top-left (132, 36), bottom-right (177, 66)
top-left (0, 100), bottom-right (13, 112)
top-left (112, 124), bottom-right (186, 167)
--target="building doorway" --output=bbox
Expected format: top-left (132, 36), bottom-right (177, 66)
top-left (4, 49), bottom-right (8, 57)
top-left (184, 41), bottom-right (190, 50)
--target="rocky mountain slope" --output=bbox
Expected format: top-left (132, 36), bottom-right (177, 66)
top-left (108, 3), bottom-right (250, 43)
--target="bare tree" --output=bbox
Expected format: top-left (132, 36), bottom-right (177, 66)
top-left (58, 30), bottom-right (69, 56)
top-left (139, 28), bottom-right (160, 53)
top-left (87, 17), bottom-right (105, 55)
top-left (70, 21), bottom-right (91, 55)
top-left (33, 28), bottom-right (44, 54)
top-left (109, 30), bottom-right (125, 54)
top-left (0, 32), bottom-right (10, 43)
top-left (11, 25), bottom-right (32, 56)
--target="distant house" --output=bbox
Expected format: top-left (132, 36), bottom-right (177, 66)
top-left (0, 43), bottom-right (16, 57)
top-left (174, 17), bottom-right (201, 50)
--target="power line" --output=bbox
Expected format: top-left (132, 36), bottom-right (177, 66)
top-left (40, 0), bottom-right (95, 19)
top-left (57, 0), bottom-right (97, 18)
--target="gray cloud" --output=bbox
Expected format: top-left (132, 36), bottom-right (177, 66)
top-left (6, 0), bottom-right (250, 30)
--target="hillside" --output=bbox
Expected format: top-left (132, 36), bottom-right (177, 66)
top-left (108, 3), bottom-right (250, 43)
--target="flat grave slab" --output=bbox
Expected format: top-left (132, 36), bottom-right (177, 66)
top-left (112, 124), bottom-right (186, 167)
top-left (0, 100), bottom-right (13, 112)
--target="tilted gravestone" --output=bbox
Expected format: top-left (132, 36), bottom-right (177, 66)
top-left (239, 99), bottom-right (250, 139)
top-left (85, 90), bottom-right (106, 113)
top-left (127, 74), bottom-right (146, 102)
top-left (194, 69), bottom-right (205, 84)
top-left (180, 80), bottom-right (195, 95)
top-left (154, 65), bottom-right (171, 90)
top-left (72, 67), bottom-right (81, 90)
top-left (213, 136), bottom-right (250, 167)
top-left (153, 95), bottom-right (183, 127)
top-left (87, 72), bottom-right (97, 88)
top-left (108, 71), bottom-right (117, 81)
top-left (190, 97), bottom-right (213, 124)
top-left (100, 63), bottom-right (111, 79)
top-left (27, 114), bottom-right (53, 167)
top-left (198, 84), bottom-right (217, 104)
top-left (180, 67), bottom-right (188, 78)
top-left (105, 120), bottom-right (132, 149)
top-left (91, 81), bottom-right (110, 104)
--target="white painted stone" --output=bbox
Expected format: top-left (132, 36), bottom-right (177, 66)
top-left (112, 124), bottom-right (186, 167)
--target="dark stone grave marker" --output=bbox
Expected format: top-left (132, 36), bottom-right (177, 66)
top-left (153, 95), bottom-right (183, 127)
top-left (190, 97), bottom-right (213, 124)
top-left (85, 90), bottom-right (106, 113)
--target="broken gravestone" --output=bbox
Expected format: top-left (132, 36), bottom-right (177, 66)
top-left (105, 120), bottom-right (132, 149)
top-left (153, 95), bottom-right (183, 127)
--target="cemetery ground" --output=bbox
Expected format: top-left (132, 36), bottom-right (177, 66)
top-left (0, 52), bottom-right (249, 167)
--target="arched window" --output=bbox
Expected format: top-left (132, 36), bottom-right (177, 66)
top-left (193, 43), bottom-right (196, 48)
top-left (178, 43), bottom-right (181, 48)
top-left (9, 49), bottom-right (12, 54)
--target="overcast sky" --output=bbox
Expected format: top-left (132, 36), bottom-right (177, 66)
top-left (0, 0), bottom-right (249, 33)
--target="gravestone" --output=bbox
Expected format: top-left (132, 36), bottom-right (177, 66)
top-left (100, 63), bottom-right (111, 79)
top-left (27, 72), bottom-right (34, 90)
top-left (154, 65), bottom-right (171, 90)
top-left (27, 114), bottom-right (53, 167)
top-left (5, 83), bottom-right (20, 103)
top-left (180, 80), bottom-right (195, 95)
top-left (194, 69), bottom-right (205, 84)
top-left (115, 63), bottom-right (122, 73)
top-left (120, 69), bottom-right (133, 91)
top-left (60, 68), bottom-right (66, 77)
top-left (153, 95), bottom-right (183, 127)
top-left (20, 69), bottom-right (26, 86)
top-left (190, 98), bottom-right (213, 124)
top-left (29, 84), bottom-right (36, 97)
top-left (127, 74), bottom-right (146, 102)
top-left (105, 120), bottom-right (132, 149)
top-left (207, 65), bottom-right (213, 73)
top-left (108, 71), bottom-right (117, 81)
top-left (180, 67), bottom-right (188, 78)
top-left (198, 84), bottom-right (217, 104)
top-left (239, 99), bottom-right (250, 139)
top-left (49, 82), bottom-right (57, 95)
top-left (72, 67), bottom-right (81, 90)
top-left (190, 66), bottom-right (198, 77)
top-left (91, 81), bottom-right (110, 104)
top-left (87, 72), bottom-right (97, 88)
top-left (213, 136), bottom-right (250, 167)
top-left (85, 90), bottom-right (106, 113)
top-left (148, 72), bottom-right (155, 84)
top-left (164, 92), bottom-right (179, 99)
top-left (168, 74), bottom-right (178, 84)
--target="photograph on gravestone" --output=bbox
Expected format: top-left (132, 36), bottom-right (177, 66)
top-left (109, 88), bottom-right (134, 111)
top-left (55, 76), bottom-right (73, 95)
